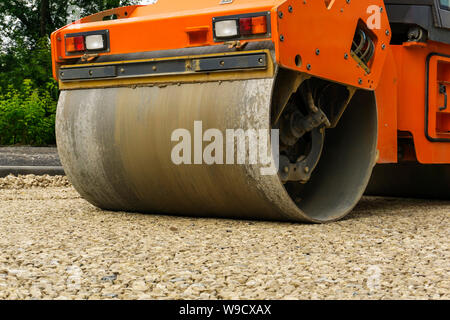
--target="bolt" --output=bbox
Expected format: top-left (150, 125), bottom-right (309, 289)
top-left (382, 44), bottom-right (386, 50)
top-left (280, 35), bottom-right (285, 41)
top-left (380, 7), bottom-right (383, 12)
top-left (120, 68), bottom-right (125, 73)
top-left (278, 11), bottom-right (283, 18)
top-left (307, 64), bottom-right (311, 70)
top-left (344, 53), bottom-right (349, 59)
top-left (152, 66), bottom-right (157, 71)
top-left (304, 167), bottom-right (310, 173)
top-left (346, 0), bottom-right (350, 3)
top-left (288, 5), bottom-right (293, 13)
top-left (358, 78), bottom-right (363, 85)
top-left (386, 30), bottom-right (390, 36)
top-left (89, 70), bottom-right (93, 76)
top-left (220, 61), bottom-right (225, 66)
top-left (315, 49), bottom-right (320, 55)
top-left (284, 167), bottom-right (289, 174)
top-left (258, 58), bottom-right (263, 64)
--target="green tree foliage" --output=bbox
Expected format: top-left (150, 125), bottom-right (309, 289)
top-left (0, 1), bottom-right (137, 45)
top-left (0, 0), bottom-right (137, 145)
top-left (0, 80), bottom-right (57, 145)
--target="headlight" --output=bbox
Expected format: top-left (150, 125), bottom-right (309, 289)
top-left (64, 30), bottom-right (109, 55)
top-left (85, 35), bottom-right (105, 50)
top-left (213, 13), bottom-right (270, 41)
top-left (214, 20), bottom-right (239, 39)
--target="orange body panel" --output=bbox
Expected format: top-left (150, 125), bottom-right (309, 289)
top-left (391, 42), bottom-right (450, 164)
top-left (51, 0), bottom-right (389, 90)
top-left (276, 0), bottom-right (390, 89)
top-left (375, 48), bottom-right (398, 163)
top-left (51, 0), bottom-right (283, 78)
top-left (51, 0), bottom-right (450, 165)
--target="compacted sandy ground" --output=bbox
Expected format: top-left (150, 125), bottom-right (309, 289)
top-left (0, 175), bottom-right (448, 300)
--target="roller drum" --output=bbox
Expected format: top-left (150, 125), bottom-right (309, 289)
top-left (56, 76), bottom-right (378, 222)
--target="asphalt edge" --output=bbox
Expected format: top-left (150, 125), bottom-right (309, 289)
top-left (0, 166), bottom-right (65, 178)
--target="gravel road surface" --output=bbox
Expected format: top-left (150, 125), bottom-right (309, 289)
top-left (0, 175), bottom-right (448, 300)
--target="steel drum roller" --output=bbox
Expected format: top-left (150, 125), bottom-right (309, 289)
top-left (56, 73), bottom-right (378, 222)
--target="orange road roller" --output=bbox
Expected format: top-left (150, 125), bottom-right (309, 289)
top-left (51, 0), bottom-right (450, 222)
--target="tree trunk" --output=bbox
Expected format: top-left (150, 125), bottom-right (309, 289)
top-left (39, 0), bottom-right (50, 37)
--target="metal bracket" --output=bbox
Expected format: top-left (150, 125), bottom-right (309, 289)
top-left (279, 128), bottom-right (325, 184)
top-left (59, 52), bottom-right (268, 82)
